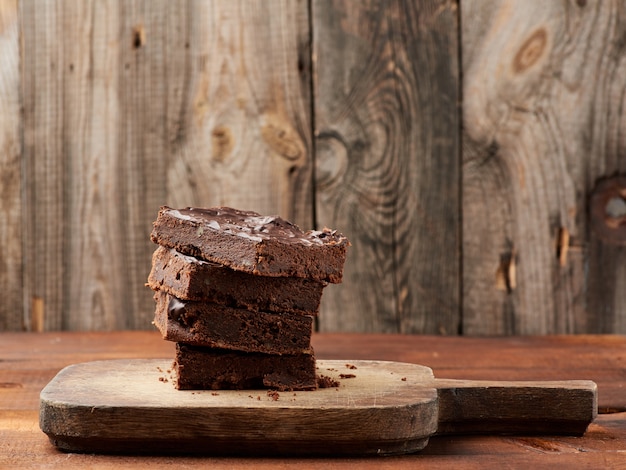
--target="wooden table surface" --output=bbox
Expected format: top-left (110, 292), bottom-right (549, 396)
top-left (2, 331), bottom-right (625, 468)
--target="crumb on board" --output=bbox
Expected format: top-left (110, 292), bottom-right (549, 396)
top-left (401, 377), bottom-right (407, 381)
top-left (345, 363), bottom-right (357, 370)
top-left (317, 374), bottom-right (340, 388)
top-left (267, 390), bottom-right (280, 401)
top-left (339, 373), bottom-right (356, 379)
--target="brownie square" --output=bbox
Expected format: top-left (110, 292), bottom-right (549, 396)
top-left (148, 246), bottom-right (325, 315)
top-left (150, 206), bottom-right (349, 283)
top-left (174, 343), bottom-right (317, 391)
top-left (153, 291), bottom-right (313, 355)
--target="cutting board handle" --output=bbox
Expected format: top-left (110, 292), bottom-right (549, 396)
top-left (431, 378), bottom-right (597, 436)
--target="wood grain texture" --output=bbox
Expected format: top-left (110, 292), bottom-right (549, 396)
top-left (5, 414), bottom-right (626, 469)
top-left (462, 0), bottom-right (626, 334)
top-left (38, 358), bottom-right (594, 455)
top-left (313, 0), bottom-right (460, 333)
top-left (8, 0), bottom-right (626, 334)
top-left (2, 332), bottom-right (624, 467)
top-left (40, 359), bottom-right (438, 456)
top-left (587, 242), bottom-right (626, 333)
top-left (16, 0), bottom-right (313, 332)
top-left (433, 378), bottom-right (596, 436)
top-left (21, 0), bottom-right (65, 331)
top-left (163, 0), bottom-right (313, 228)
top-left (19, 0), bottom-right (191, 330)
top-left (112, 0), bottom-right (191, 329)
top-left (0, 0), bottom-right (21, 331)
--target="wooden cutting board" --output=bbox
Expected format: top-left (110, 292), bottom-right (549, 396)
top-left (39, 359), bottom-right (597, 456)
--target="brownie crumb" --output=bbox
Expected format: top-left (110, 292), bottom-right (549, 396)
top-left (345, 363), bottom-right (357, 370)
top-left (339, 373), bottom-right (356, 379)
top-left (401, 377), bottom-right (407, 381)
top-left (317, 374), bottom-right (340, 388)
top-left (211, 392), bottom-right (219, 396)
top-left (267, 390), bottom-right (280, 401)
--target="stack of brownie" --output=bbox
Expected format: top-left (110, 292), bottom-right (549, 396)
top-left (147, 206), bottom-right (349, 391)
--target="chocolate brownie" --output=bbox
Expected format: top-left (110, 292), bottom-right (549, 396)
top-left (153, 291), bottom-right (313, 355)
top-left (148, 246), bottom-right (325, 315)
top-left (150, 206), bottom-right (349, 283)
top-left (174, 343), bottom-right (317, 391)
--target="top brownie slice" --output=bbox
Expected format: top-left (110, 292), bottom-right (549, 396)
top-left (151, 206), bottom-right (349, 283)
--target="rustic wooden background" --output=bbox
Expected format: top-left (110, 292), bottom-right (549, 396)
top-left (0, 0), bottom-right (624, 334)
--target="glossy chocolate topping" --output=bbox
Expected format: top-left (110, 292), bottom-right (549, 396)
top-left (165, 206), bottom-right (348, 246)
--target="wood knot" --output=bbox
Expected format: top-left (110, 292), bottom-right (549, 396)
top-left (261, 121), bottom-right (302, 161)
top-left (512, 28), bottom-right (548, 74)
top-left (590, 175), bottom-right (626, 245)
top-left (514, 437), bottom-right (566, 453)
top-left (495, 247), bottom-right (516, 293)
top-left (132, 25), bottom-right (145, 49)
top-left (315, 132), bottom-right (348, 191)
top-left (211, 126), bottom-right (233, 162)
top-left (0, 382), bottom-right (23, 388)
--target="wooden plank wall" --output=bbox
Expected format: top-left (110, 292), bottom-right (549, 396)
top-left (313, 0), bottom-right (460, 333)
top-left (0, 0), bottom-right (624, 334)
top-left (462, 0), bottom-right (626, 334)
top-left (0, 0), bottom-right (20, 331)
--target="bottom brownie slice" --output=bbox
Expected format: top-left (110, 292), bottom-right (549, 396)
top-left (174, 343), bottom-right (317, 391)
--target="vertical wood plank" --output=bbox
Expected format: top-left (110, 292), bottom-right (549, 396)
top-left (313, 0), bottom-right (460, 333)
top-left (113, 0), bottom-right (190, 329)
top-left (462, 0), bottom-right (626, 334)
top-left (583, 3), bottom-right (626, 333)
top-left (163, 0), bottom-right (313, 228)
top-left (21, 0), bottom-right (66, 331)
top-left (587, 243), bottom-right (626, 333)
top-left (0, 0), bottom-right (21, 331)
top-left (62, 0), bottom-right (123, 331)
top-left (21, 0), bottom-right (192, 330)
